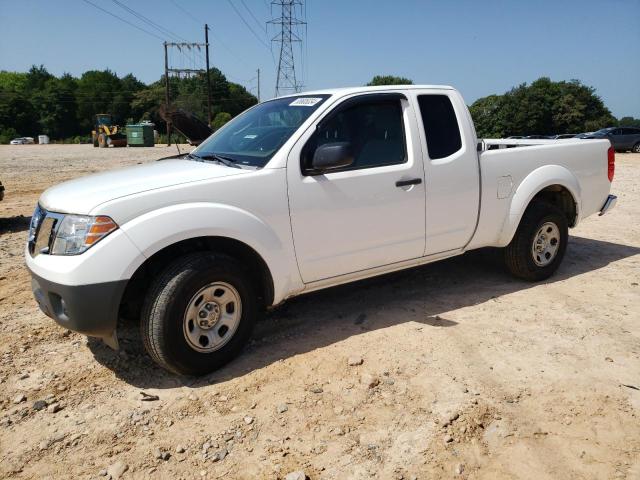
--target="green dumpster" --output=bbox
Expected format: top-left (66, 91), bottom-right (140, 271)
top-left (126, 123), bottom-right (155, 147)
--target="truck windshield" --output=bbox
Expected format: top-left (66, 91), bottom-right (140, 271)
top-left (192, 94), bottom-right (331, 168)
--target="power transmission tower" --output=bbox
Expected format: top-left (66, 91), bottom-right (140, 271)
top-left (268, 0), bottom-right (305, 97)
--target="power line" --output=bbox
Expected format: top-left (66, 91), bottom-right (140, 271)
top-left (169, 0), bottom-right (201, 24)
top-left (80, 0), bottom-right (164, 41)
top-left (239, 0), bottom-right (266, 33)
top-left (226, 0), bottom-right (271, 50)
top-left (169, 0), bottom-right (255, 72)
top-left (110, 0), bottom-right (187, 42)
top-left (110, 0), bottom-right (208, 75)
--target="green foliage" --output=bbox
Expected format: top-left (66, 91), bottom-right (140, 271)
top-left (0, 127), bottom-right (19, 144)
top-left (36, 74), bottom-right (79, 138)
top-left (156, 132), bottom-right (187, 145)
top-left (366, 75), bottom-right (413, 86)
top-left (74, 69), bottom-right (144, 132)
top-left (0, 65), bottom-right (257, 143)
top-left (469, 77), bottom-right (617, 137)
top-left (618, 116), bottom-right (640, 127)
top-left (163, 68), bottom-right (257, 124)
top-left (212, 112), bottom-right (232, 131)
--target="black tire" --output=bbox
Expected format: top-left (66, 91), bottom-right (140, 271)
top-left (503, 201), bottom-right (568, 281)
top-left (633, 142), bottom-right (640, 154)
top-left (140, 252), bottom-right (259, 375)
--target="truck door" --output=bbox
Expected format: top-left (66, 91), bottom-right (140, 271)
top-left (412, 91), bottom-right (481, 255)
top-left (287, 93), bottom-right (426, 283)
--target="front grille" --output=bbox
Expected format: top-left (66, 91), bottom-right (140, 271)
top-left (28, 205), bottom-right (45, 256)
top-left (28, 205), bottom-right (62, 257)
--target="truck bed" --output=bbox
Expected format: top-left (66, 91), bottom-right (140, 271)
top-left (468, 138), bottom-right (612, 249)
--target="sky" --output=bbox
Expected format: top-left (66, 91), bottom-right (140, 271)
top-left (1, 0), bottom-right (639, 118)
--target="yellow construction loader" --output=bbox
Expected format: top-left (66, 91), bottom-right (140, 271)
top-left (92, 114), bottom-right (126, 148)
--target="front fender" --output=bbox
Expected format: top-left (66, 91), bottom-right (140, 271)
top-left (119, 202), bottom-right (300, 304)
top-left (497, 165), bottom-right (581, 246)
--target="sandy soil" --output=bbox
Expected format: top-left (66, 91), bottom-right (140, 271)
top-left (0, 145), bottom-right (638, 480)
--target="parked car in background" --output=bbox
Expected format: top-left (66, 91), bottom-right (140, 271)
top-left (578, 127), bottom-right (640, 152)
top-left (554, 134), bottom-right (578, 139)
top-left (10, 137), bottom-right (35, 145)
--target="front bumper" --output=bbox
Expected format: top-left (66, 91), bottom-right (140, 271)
top-left (29, 268), bottom-right (127, 347)
top-left (599, 194), bottom-right (617, 216)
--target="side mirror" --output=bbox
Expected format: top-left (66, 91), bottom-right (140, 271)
top-left (310, 142), bottom-right (354, 174)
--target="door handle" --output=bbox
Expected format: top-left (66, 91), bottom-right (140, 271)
top-left (395, 178), bottom-right (422, 187)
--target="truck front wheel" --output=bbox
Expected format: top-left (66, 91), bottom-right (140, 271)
top-left (504, 201), bottom-right (568, 281)
top-left (140, 253), bottom-right (258, 375)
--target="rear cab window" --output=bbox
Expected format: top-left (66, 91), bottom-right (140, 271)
top-left (417, 94), bottom-right (462, 159)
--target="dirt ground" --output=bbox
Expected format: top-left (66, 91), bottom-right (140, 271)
top-left (0, 144), bottom-right (638, 480)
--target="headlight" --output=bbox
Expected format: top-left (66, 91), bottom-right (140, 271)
top-left (50, 214), bottom-right (118, 255)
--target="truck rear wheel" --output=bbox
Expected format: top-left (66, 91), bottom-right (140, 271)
top-left (504, 201), bottom-right (568, 281)
top-left (140, 253), bottom-right (258, 375)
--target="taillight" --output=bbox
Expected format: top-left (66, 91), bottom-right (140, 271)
top-left (607, 146), bottom-right (615, 182)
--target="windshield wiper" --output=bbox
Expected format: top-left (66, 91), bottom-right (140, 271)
top-left (157, 152), bottom-right (190, 161)
top-left (188, 152), bottom-right (241, 168)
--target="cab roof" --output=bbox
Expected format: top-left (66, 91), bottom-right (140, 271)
top-left (275, 84), bottom-right (456, 99)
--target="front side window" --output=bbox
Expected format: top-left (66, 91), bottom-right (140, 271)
top-left (417, 94), bottom-right (462, 160)
top-left (194, 95), bottom-right (330, 168)
top-left (302, 96), bottom-right (407, 173)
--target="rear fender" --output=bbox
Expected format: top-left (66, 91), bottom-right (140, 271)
top-left (497, 165), bottom-right (581, 246)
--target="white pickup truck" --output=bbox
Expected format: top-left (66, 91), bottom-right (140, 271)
top-left (26, 85), bottom-right (617, 375)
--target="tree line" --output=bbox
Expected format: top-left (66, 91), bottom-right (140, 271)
top-left (367, 75), bottom-right (638, 137)
top-left (467, 77), bottom-right (636, 137)
top-left (0, 65), bottom-right (257, 144)
top-left (1, 69), bottom-right (638, 144)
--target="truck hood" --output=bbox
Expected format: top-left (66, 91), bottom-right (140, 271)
top-left (39, 159), bottom-right (247, 215)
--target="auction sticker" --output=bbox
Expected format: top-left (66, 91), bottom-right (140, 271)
top-left (289, 97), bottom-right (323, 107)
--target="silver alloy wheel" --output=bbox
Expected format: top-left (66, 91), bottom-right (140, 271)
top-left (183, 282), bottom-right (242, 353)
top-left (531, 222), bottom-right (561, 267)
top-left (633, 143), bottom-right (640, 153)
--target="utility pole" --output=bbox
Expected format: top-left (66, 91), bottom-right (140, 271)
top-left (162, 41), bottom-right (209, 146)
top-left (256, 68), bottom-right (261, 102)
top-left (269, 1), bottom-right (305, 97)
top-left (205, 24), bottom-right (212, 127)
top-left (164, 41), bottom-right (172, 146)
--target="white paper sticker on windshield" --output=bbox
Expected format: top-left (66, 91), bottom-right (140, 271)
top-left (289, 97), bottom-right (323, 107)
top-left (243, 134), bottom-right (257, 139)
